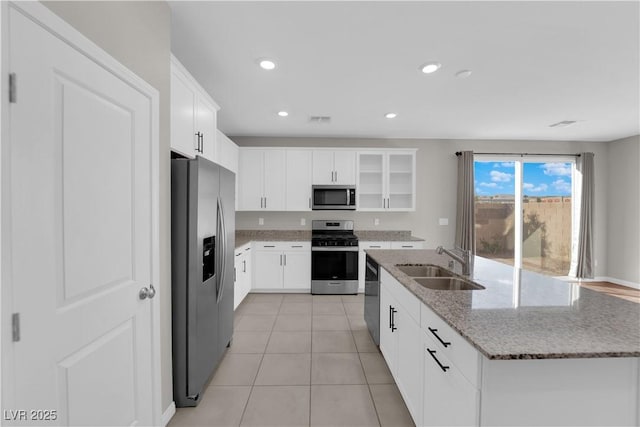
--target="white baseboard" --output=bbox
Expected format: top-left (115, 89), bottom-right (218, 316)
top-left (161, 401), bottom-right (176, 427)
top-left (595, 276), bottom-right (640, 290)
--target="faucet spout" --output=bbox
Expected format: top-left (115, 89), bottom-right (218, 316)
top-left (436, 246), bottom-right (472, 275)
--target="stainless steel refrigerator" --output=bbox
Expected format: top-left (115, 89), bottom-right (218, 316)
top-left (171, 156), bottom-right (235, 407)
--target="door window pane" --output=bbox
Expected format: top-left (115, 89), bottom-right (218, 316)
top-left (474, 161), bottom-right (516, 266)
top-left (522, 162), bottom-right (572, 275)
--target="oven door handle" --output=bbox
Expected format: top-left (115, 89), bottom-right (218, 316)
top-left (312, 247), bottom-right (359, 252)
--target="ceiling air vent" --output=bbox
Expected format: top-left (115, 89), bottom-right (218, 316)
top-left (549, 120), bottom-right (577, 128)
top-left (309, 116), bottom-right (331, 124)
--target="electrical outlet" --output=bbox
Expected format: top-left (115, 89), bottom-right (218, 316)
top-left (300, 218), bottom-right (306, 226)
top-left (374, 218), bottom-right (380, 226)
top-left (439, 218), bottom-right (449, 226)
top-left (258, 217), bottom-right (264, 226)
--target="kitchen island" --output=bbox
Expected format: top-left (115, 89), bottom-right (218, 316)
top-left (366, 249), bottom-right (640, 426)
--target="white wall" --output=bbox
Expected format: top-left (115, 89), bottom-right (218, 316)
top-left (233, 136), bottom-right (611, 279)
top-left (43, 0), bottom-right (174, 411)
top-left (606, 135), bottom-right (640, 284)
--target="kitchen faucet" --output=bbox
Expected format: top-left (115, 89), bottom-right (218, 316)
top-left (436, 246), bottom-right (472, 275)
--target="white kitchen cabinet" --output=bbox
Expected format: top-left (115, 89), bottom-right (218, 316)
top-left (379, 269), bottom-right (423, 426)
top-left (170, 55), bottom-right (219, 161)
top-left (397, 305), bottom-right (424, 425)
top-left (216, 130), bottom-right (239, 174)
top-left (237, 149), bottom-right (286, 211)
top-left (285, 150), bottom-right (312, 211)
top-left (312, 150), bottom-right (356, 185)
top-left (357, 150), bottom-right (416, 211)
top-left (282, 249), bottom-right (311, 289)
top-left (252, 242), bottom-right (311, 291)
top-left (423, 332), bottom-right (479, 427)
top-left (234, 244), bottom-right (252, 310)
top-left (379, 285), bottom-right (397, 372)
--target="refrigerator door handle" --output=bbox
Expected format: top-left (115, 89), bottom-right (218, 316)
top-left (217, 197), bottom-right (227, 303)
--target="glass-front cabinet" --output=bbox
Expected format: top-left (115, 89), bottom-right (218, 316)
top-left (357, 150), bottom-right (416, 211)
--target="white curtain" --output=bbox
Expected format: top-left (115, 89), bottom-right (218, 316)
top-left (455, 151), bottom-right (475, 252)
top-left (570, 152), bottom-right (594, 278)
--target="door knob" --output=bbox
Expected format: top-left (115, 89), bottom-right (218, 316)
top-left (139, 285), bottom-right (156, 300)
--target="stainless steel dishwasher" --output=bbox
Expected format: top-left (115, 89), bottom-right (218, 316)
top-left (364, 254), bottom-right (380, 345)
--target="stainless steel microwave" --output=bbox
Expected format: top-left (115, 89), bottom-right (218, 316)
top-left (312, 185), bottom-right (356, 210)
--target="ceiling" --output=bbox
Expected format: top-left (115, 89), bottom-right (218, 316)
top-left (169, 1), bottom-right (639, 142)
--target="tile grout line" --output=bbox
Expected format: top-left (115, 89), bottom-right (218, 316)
top-left (236, 293), bottom-right (283, 426)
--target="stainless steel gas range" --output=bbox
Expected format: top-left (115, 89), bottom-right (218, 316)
top-left (311, 220), bottom-right (359, 294)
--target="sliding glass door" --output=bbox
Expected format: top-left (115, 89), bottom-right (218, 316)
top-left (474, 157), bottom-right (574, 276)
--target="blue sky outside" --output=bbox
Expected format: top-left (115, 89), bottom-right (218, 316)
top-left (474, 161), bottom-right (572, 197)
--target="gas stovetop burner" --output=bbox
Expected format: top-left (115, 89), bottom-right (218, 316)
top-left (311, 220), bottom-right (358, 247)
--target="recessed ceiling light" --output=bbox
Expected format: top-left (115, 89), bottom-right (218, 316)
top-left (258, 59), bottom-right (276, 70)
top-left (455, 69), bottom-right (473, 79)
top-left (549, 120), bottom-right (577, 128)
top-left (420, 62), bottom-right (441, 74)
top-left (385, 113), bottom-right (397, 119)
top-left (277, 111), bottom-right (289, 117)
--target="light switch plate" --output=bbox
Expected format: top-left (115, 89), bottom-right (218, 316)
top-left (374, 218), bottom-right (380, 226)
top-left (439, 218), bottom-right (449, 226)
top-left (258, 217), bottom-right (264, 225)
top-left (300, 218), bottom-right (306, 226)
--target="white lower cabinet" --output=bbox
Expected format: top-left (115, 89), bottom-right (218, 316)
top-left (252, 242), bottom-right (310, 291)
top-left (234, 244), bottom-right (252, 309)
top-left (379, 271), bottom-right (423, 426)
top-left (423, 332), bottom-right (479, 426)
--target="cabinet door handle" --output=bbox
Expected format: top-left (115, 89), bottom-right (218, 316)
top-left (199, 133), bottom-right (203, 153)
top-left (309, 197), bottom-right (311, 209)
top-left (401, 245), bottom-right (413, 248)
top-left (389, 305), bottom-right (393, 330)
top-left (283, 254), bottom-right (287, 266)
top-left (279, 254), bottom-right (283, 265)
top-left (428, 327), bottom-right (451, 347)
top-left (391, 306), bottom-right (397, 332)
top-left (263, 245), bottom-right (276, 248)
top-left (335, 171), bottom-right (338, 182)
top-left (264, 197), bottom-right (267, 209)
top-left (427, 348), bottom-right (450, 372)
top-left (243, 260), bottom-right (246, 273)
top-left (370, 245), bottom-right (381, 248)
top-left (195, 132), bottom-right (201, 152)
top-left (291, 245), bottom-right (303, 248)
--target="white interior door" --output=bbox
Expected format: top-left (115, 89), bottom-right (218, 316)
top-left (7, 6), bottom-right (155, 426)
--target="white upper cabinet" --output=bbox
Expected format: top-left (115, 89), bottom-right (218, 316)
top-left (170, 55), bottom-right (220, 161)
top-left (216, 130), bottom-right (239, 174)
top-left (357, 150), bottom-right (416, 211)
top-left (237, 149), bottom-right (285, 211)
top-left (312, 150), bottom-right (356, 185)
top-left (196, 96), bottom-right (217, 161)
top-left (285, 150), bottom-right (313, 211)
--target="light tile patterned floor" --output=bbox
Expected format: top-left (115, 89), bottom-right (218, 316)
top-left (169, 293), bottom-right (415, 427)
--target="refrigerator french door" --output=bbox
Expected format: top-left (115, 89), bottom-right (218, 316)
top-left (171, 156), bottom-right (235, 407)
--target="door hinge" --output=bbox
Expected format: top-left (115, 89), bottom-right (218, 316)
top-left (12, 313), bottom-right (20, 342)
top-left (9, 73), bottom-right (16, 103)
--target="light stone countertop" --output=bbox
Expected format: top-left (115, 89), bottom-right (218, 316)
top-left (235, 229), bottom-right (424, 248)
top-left (366, 249), bottom-right (640, 360)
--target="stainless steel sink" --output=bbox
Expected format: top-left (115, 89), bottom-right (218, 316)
top-left (414, 277), bottom-right (486, 291)
top-left (395, 264), bottom-right (454, 278)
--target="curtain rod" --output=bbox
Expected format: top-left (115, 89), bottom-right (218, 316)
top-left (455, 151), bottom-right (580, 157)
